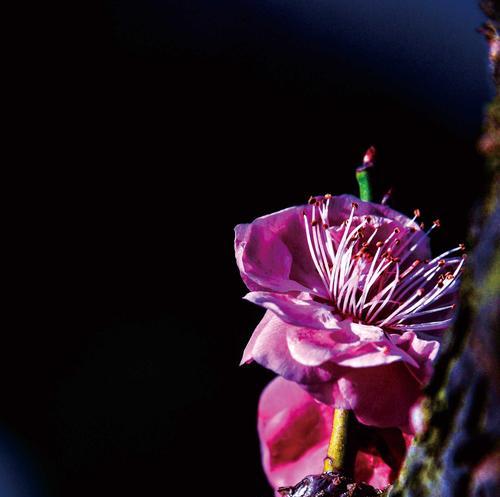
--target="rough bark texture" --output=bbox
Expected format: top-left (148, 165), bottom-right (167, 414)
top-left (388, 4), bottom-right (500, 497)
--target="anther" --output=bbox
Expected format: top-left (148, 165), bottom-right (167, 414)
top-left (433, 219), bottom-right (441, 228)
top-left (352, 202), bottom-right (359, 209)
top-left (414, 209), bottom-right (421, 218)
top-left (363, 146), bottom-right (376, 165)
top-left (355, 248), bottom-right (367, 258)
top-left (381, 188), bottom-right (393, 205)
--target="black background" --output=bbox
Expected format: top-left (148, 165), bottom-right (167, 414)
top-left (6, 1), bottom-right (492, 496)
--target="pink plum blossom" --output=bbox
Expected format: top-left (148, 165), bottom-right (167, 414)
top-left (258, 377), bottom-right (413, 494)
top-left (236, 194), bottom-right (463, 428)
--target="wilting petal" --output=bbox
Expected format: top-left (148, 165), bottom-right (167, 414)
top-left (258, 377), bottom-right (412, 494)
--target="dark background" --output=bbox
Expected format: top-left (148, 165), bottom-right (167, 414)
top-left (5, 1), bottom-right (492, 496)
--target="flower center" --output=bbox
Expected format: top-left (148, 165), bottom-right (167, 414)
top-left (304, 196), bottom-right (465, 336)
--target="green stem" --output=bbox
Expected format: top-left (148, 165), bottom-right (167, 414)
top-left (356, 169), bottom-right (372, 202)
top-left (356, 146), bottom-right (375, 202)
top-left (323, 408), bottom-right (351, 473)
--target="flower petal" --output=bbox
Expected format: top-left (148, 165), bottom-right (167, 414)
top-left (282, 320), bottom-right (419, 370)
top-left (244, 291), bottom-right (341, 330)
top-left (235, 206), bottom-right (327, 296)
top-left (258, 378), bottom-right (338, 492)
top-left (338, 362), bottom-right (422, 428)
top-left (258, 377), bottom-right (412, 494)
top-left (241, 311), bottom-right (337, 385)
top-left (389, 331), bottom-right (440, 382)
top-left (285, 326), bottom-right (358, 367)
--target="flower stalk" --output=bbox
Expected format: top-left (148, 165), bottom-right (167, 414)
top-left (323, 408), bottom-right (352, 473)
top-left (355, 146), bottom-right (375, 202)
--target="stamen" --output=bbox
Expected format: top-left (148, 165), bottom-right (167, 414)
top-left (381, 187), bottom-right (393, 205)
top-left (302, 196), bottom-right (464, 339)
top-left (407, 208), bottom-right (421, 226)
top-left (365, 264), bottom-right (400, 323)
top-left (304, 212), bottom-right (330, 293)
top-left (399, 259), bottom-right (420, 280)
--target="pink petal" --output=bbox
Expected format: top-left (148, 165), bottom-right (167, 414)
top-left (244, 291), bottom-right (341, 330)
top-left (243, 312), bottom-right (435, 428)
top-left (235, 206), bottom-right (326, 297)
top-left (258, 377), bottom-right (412, 494)
top-left (258, 378), bottom-right (335, 491)
top-left (281, 319), bottom-right (419, 370)
top-left (338, 362), bottom-right (422, 429)
top-left (389, 331), bottom-right (440, 382)
top-left (285, 326), bottom-right (358, 367)
top-left (241, 311), bottom-right (338, 385)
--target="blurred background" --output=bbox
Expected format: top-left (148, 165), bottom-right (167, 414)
top-left (6, 0), bottom-right (493, 496)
